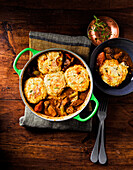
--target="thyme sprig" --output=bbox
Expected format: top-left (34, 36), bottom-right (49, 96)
top-left (88, 15), bottom-right (111, 42)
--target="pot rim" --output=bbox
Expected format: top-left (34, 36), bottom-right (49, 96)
top-left (19, 48), bottom-right (93, 121)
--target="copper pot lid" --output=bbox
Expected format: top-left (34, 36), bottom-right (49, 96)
top-left (87, 16), bottom-right (119, 46)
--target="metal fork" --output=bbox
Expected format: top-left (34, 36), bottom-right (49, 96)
top-left (90, 97), bottom-right (108, 164)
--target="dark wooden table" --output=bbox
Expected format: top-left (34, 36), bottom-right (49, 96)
top-left (0, 0), bottom-right (133, 169)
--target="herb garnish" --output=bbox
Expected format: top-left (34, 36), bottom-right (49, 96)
top-left (88, 15), bottom-right (111, 42)
top-left (54, 87), bottom-right (59, 89)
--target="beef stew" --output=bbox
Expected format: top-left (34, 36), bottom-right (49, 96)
top-left (23, 51), bottom-right (90, 117)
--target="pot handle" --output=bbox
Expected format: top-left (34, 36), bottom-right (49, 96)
top-left (13, 48), bottom-right (40, 77)
top-left (73, 93), bottom-right (99, 122)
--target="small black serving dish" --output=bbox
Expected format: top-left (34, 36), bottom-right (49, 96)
top-left (90, 38), bottom-right (133, 96)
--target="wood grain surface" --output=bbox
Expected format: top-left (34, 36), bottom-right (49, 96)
top-left (0, 0), bottom-right (133, 169)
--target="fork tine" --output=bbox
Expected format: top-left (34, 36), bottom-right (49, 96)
top-left (102, 99), bottom-right (106, 111)
top-left (99, 102), bottom-right (103, 111)
top-left (99, 97), bottom-right (108, 112)
top-left (103, 98), bottom-right (108, 112)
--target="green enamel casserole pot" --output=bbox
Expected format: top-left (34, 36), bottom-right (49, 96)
top-left (13, 48), bottom-right (99, 122)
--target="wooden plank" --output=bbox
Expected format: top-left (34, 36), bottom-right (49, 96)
top-left (0, 6), bottom-right (133, 32)
top-left (0, 143), bottom-right (133, 169)
top-left (0, 100), bottom-right (133, 166)
top-left (0, 0), bottom-right (110, 10)
top-left (0, 0), bottom-right (133, 10)
top-left (110, 0), bottom-right (133, 8)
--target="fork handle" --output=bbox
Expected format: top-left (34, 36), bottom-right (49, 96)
top-left (90, 123), bottom-right (102, 163)
top-left (99, 121), bottom-right (107, 164)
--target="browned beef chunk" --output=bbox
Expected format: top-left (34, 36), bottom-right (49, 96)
top-left (56, 100), bottom-right (61, 109)
top-left (106, 53), bottom-right (113, 59)
top-left (114, 48), bottom-right (121, 54)
top-left (43, 101), bottom-right (50, 115)
top-left (121, 55), bottom-right (133, 68)
top-left (44, 110), bottom-right (50, 116)
top-left (47, 105), bottom-right (57, 117)
top-left (66, 106), bottom-right (74, 114)
top-left (104, 47), bottom-right (113, 54)
top-left (64, 59), bottom-right (71, 67)
top-left (44, 101), bottom-right (50, 109)
top-left (55, 99), bottom-right (62, 115)
top-left (79, 92), bottom-right (87, 101)
top-left (71, 99), bottom-right (83, 107)
top-left (114, 51), bottom-right (123, 60)
top-left (62, 53), bottom-right (74, 71)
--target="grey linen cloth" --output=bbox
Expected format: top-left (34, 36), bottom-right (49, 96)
top-left (19, 32), bottom-right (92, 131)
